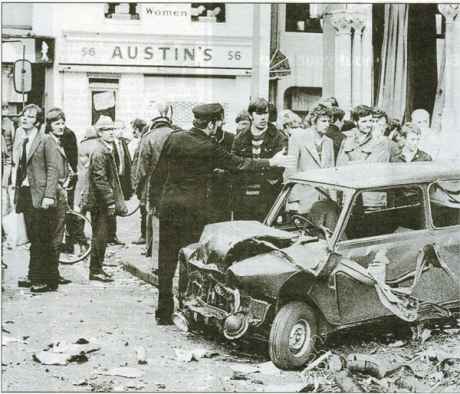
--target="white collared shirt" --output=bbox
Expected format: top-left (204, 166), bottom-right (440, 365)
top-left (21, 127), bottom-right (38, 187)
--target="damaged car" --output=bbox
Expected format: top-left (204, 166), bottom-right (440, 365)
top-left (174, 162), bottom-right (460, 370)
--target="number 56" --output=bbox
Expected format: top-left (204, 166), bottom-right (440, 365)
top-left (228, 50), bottom-right (241, 61)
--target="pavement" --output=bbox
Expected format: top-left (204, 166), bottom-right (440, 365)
top-left (1, 204), bottom-right (306, 392)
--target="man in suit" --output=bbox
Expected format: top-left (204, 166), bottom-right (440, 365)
top-left (107, 120), bottom-right (133, 245)
top-left (285, 105), bottom-right (335, 213)
top-left (150, 103), bottom-right (295, 325)
top-left (14, 104), bottom-right (66, 292)
top-left (232, 98), bottom-right (287, 222)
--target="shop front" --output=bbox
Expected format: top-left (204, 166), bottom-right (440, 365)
top-left (1, 36), bottom-right (54, 114)
top-left (58, 32), bottom-right (254, 139)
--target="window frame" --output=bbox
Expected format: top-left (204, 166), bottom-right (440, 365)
top-left (88, 78), bottom-right (119, 126)
top-left (428, 179), bottom-right (460, 230)
top-left (191, 3), bottom-right (226, 23)
top-left (264, 181), bottom-right (352, 245)
top-left (104, 2), bottom-right (140, 21)
top-left (336, 184), bottom-right (429, 246)
top-left (284, 3), bottom-right (322, 34)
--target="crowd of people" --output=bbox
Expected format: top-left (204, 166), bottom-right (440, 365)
top-left (1, 96), bottom-right (442, 323)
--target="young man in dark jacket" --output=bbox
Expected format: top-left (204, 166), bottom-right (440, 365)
top-left (231, 98), bottom-right (287, 221)
top-left (86, 116), bottom-right (128, 282)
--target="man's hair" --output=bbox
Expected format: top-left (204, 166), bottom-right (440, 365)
top-left (372, 107), bottom-right (388, 122)
top-left (385, 118), bottom-right (402, 138)
top-left (132, 118), bottom-right (147, 132)
top-left (248, 98), bottom-right (269, 115)
top-left (318, 96), bottom-right (339, 108)
top-left (235, 110), bottom-right (251, 124)
top-left (351, 105), bottom-right (373, 122)
top-left (45, 108), bottom-right (65, 133)
top-left (21, 104), bottom-right (44, 126)
top-left (330, 107), bottom-right (345, 123)
top-left (400, 122), bottom-right (422, 138)
top-left (309, 105), bottom-right (332, 125)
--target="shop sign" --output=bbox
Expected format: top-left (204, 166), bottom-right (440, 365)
top-left (61, 40), bottom-right (252, 69)
top-left (141, 4), bottom-right (190, 21)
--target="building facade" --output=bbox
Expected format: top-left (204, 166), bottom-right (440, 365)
top-left (3, 3), bottom-right (271, 139)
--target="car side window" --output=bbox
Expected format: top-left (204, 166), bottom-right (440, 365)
top-left (344, 186), bottom-right (426, 239)
top-left (429, 180), bottom-right (460, 228)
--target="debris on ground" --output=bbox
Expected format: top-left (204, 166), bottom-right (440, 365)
top-left (2, 336), bottom-right (23, 346)
top-left (135, 346), bottom-right (147, 364)
top-left (174, 347), bottom-right (219, 362)
top-left (97, 367), bottom-right (144, 379)
top-left (32, 339), bottom-right (100, 365)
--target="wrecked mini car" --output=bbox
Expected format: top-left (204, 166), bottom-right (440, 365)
top-left (174, 162), bottom-right (460, 370)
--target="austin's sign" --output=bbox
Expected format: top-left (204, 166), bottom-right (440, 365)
top-left (61, 39), bottom-right (252, 69)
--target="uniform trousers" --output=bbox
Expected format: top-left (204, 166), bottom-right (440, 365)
top-left (20, 186), bottom-right (65, 287)
top-left (156, 206), bottom-right (206, 320)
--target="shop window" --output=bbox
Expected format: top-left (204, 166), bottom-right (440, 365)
top-left (105, 3), bottom-right (140, 20)
top-left (284, 87), bottom-right (322, 118)
top-left (191, 3), bottom-right (225, 23)
top-left (90, 78), bottom-right (118, 125)
top-left (285, 4), bottom-right (322, 33)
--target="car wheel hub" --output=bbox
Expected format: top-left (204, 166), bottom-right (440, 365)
top-left (288, 319), bottom-right (310, 355)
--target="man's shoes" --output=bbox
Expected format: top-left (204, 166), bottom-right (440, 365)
top-left (132, 237), bottom-right (146, 245)
top-left (18, 278), bottom-right (31, 288)
top-left (108, 237), bottom-right (125, 246)
top-left (89, 272), bottom-right (114, 282)
top-left (31, 283), bottom-right (58, 293)
top-left (59, 276), bottom-right (72, 285)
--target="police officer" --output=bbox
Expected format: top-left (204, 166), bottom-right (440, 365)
top-left (150, 103), bottom-right (295, 325)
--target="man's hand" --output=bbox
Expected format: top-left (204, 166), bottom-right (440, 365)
top-left (107, 205), bottom-right (116, 216)
top-left (269, 149), bottom-right (296, 169)
top-left (41, 197), bottom-right (55, 209)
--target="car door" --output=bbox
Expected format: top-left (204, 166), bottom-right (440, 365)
top-left (331, 185), bottom-right (434, 324)
top-left (414, 180), bottom-right (460, 309)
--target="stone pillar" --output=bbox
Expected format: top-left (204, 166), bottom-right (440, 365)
top-left (330, 11), bottom-right (354, 112)
top-left (438, 4), bottom-right (460, 135)
top-left (323, 6), bottom-right (372, 113)
top-left (351, 16), bottom-right (365, 106)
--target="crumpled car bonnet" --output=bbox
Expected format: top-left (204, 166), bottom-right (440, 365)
top-left (193, 221), bottom-right (295, 271)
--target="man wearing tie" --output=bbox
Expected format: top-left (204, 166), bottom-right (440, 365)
top-left (14, 104), bottom-right (64, 292)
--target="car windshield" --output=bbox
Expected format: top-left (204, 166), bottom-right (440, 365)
top-left (268, 182), bottom-right (348, 239)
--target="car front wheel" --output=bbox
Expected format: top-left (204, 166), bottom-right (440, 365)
top-left (269, 301), bottom-right (318, 370)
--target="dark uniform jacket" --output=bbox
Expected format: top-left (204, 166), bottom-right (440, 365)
top-left (62, 127), bottom-right (78, 173)
top-left (150, 127), bottom-right (273, 219)
top-left (231, 123), bottom-right (287, 221)
top-left (207, 128), bottom-right (235, 223)
top-left (86, 139), bottom-right (127, 214)
top-left (132, 118), bottom-right (176, 206)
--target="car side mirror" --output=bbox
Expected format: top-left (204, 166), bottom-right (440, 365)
top-left (13, 59), bottom-right (32, 94)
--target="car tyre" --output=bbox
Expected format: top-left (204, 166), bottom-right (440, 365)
top-left (269, 301), bottom-right (318, 370)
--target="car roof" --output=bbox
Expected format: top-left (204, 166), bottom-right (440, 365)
top-left (288, 161), bottom-right (460, 189)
